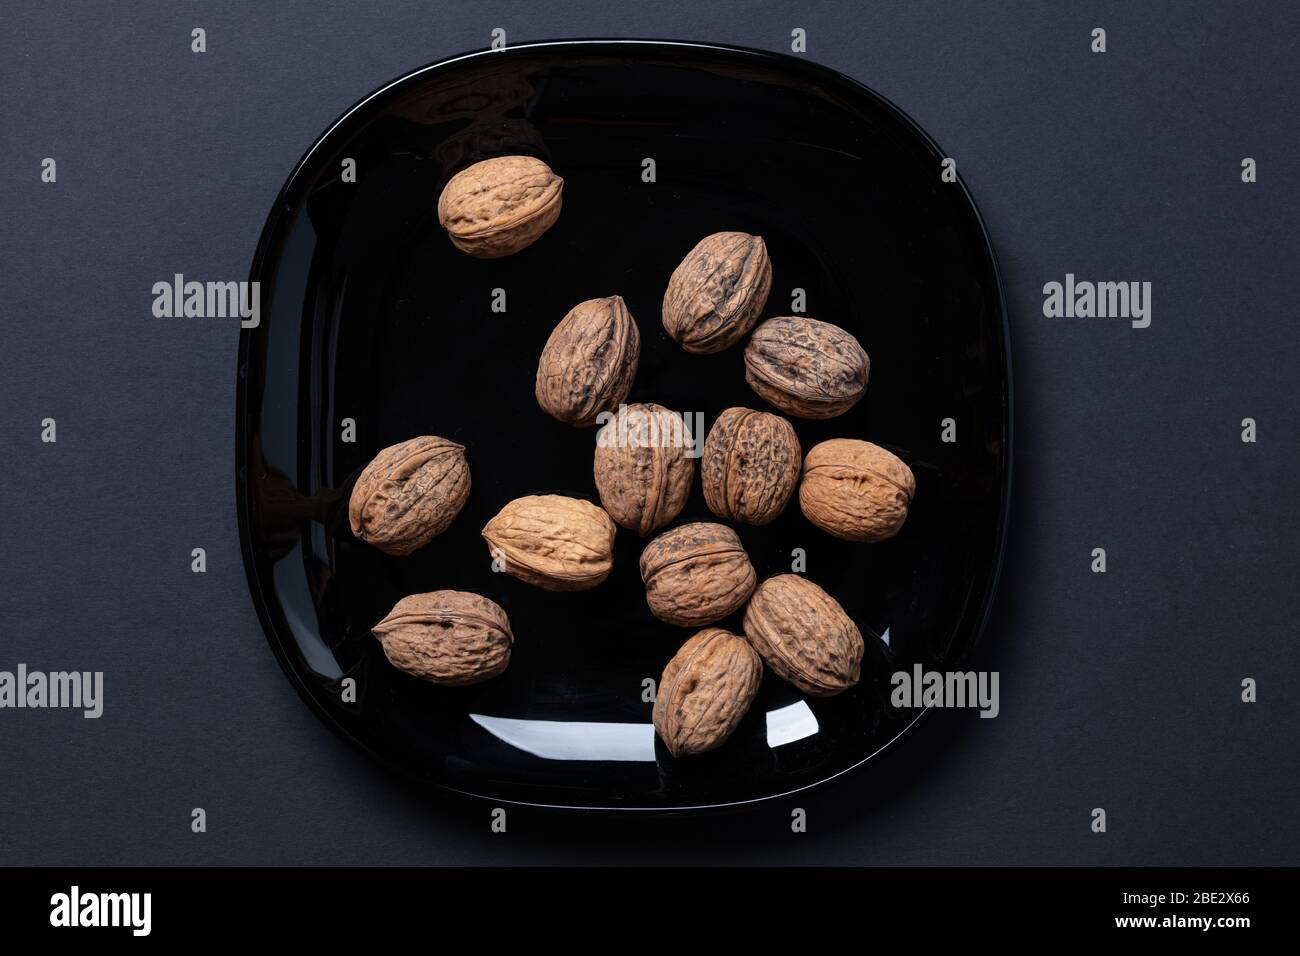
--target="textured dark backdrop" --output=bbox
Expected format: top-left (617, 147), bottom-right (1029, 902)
top-left (1, 0), bottom-right (1297, 866)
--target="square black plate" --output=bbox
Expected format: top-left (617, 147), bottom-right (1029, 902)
top-left (237, 39), bottom-right (1011, 811)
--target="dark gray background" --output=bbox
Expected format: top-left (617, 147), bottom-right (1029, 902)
top-left (2, 0), bottom-right (1297, 866)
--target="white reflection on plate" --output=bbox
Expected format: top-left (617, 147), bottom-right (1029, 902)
top-left (470, 700), bottom-right (820, 762)
top-left (764, 701), bottom-right (819, 748)
top-left (470, 715), bottom-right (655, 762)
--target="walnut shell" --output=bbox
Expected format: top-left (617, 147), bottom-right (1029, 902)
top-left (639, 522), bottom-right (756, 627)
top-left (742, 575), bottom-right (863, 697)
top-left (744, 316), bottom-right (870, 419)
top-left (701, 407), bottom-right (801, 526)
top-left (593, 403), bottom-right (695, 536)
top-left (348, 436), bottom-right (471, 556)
top-left (799, 439), bottom-right (915, 542)
top-left (371, 590), bottom-right (512, 686)
top-left (481, 494), bottom-right (616, 591)
top-left (536, 296), bottom-right (641, 427)
top-left (652, 628), bottom-right (763, 757)
top-left (436, 155), bottom-right (563, 258)
top-left (662, 231), bottom-right (772, 354)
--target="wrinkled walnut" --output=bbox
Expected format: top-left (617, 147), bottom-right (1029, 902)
top-left (701, 407), bottom-right (801, 526)
top-left (536, 296), bottom-right (641, 426)
top-left (437, 155), bottom-right (563, 258)
top-left (593, 403), bottom-right (695, 536)
top-left (639, 522), bottom-right (756, 627)
top-left (799, 439), bottom-right (915, 542)
top-left (348, 436), bottom-right (471, 556)
top-left (481, 494), bottom-right (616, 591)
top-left (372, 590), bottom-right (513, 686)
top-left (742, 574), bottom-right (863, 697)
top-left (744, 316), bottom-right (869, 419)
top-left (652, 628), bottom-right (763, 757)
top-left (662, 231), bottom-right (771, 354)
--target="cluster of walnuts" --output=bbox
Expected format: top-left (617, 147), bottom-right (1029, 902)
top-left (348, 155), bottom-right (916, 758)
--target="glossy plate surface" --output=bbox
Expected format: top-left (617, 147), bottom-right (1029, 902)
top-left (238, 40), bottom-right (1011, 810)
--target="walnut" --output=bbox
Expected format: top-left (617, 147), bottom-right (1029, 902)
top-left (799, 439), bottom-right (915, 542)
top-left (742, 575), bottom-right (863, 697)
top-left (535, 296), bottom-right (641, 426)
top-left (436, 155), bottom-right (563, 258)
top-left (481, 494), bottom-right (616, 591)
top-left (371, 591), bottom-right (512, 686)
top-left (652, 628), bottom-right (763, 757)
top-left (744, 316), bottom-right (869, 418)
top-left (662, 231), bottom-right (771, 353)
top-left (593, 403), bottom-right (695, 536)
top-left (639, 522), bottom-right (756, 627)
top-left (348, 436), bottom-right (470, 556)
top-left (701, 407), bottom-right (801, 525)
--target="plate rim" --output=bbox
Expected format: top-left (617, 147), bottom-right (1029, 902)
top-left (236, 37), bottom-right (1014, 813)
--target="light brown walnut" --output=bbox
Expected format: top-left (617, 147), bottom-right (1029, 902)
top-left (481, 494), bottom-right (616, 591)
top-left (348, 436), bottom-right (470, 556)
top-left (436, 155), bottom-right (562, 258)
top-left (536, 296), bottom-right (641, 427)
top-left (744, 316), bottom-right (869, 419)
top-left (662, 231), bottom-right (771, 354)
top-left (593, 403), bottom-right (695, 536)
top-left (742, 574), bottom-right (863, 697)
top-left (701, 407), bottom-right (801, 526)
top-left (639, 522), bottom-right (756, 627)
top-left (652, 628), bottom-right (763, 757)
top-left (799, 439), bottom-right (915, 542)
top-left (371, 590), bottom-right (513, 686)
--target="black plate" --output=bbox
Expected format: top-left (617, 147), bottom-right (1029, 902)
top-left (237, 39), bottom-right (1011, 811)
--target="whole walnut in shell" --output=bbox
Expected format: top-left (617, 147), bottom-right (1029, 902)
top-left (742, 574), bottom-right (863, 697)
top-left (482, 494), bottom-right (616, 591)
top-left (639, 522), bottom-right (756, 627)
top-left (593, 403), bottom-right (695, 536)
top-left (372, 590), bottom-right (513, 686)
top-left (662, 231), bottom-right (771, 354)
top-left (701, 407), bottom-right (801, 526)
top-left (437, 155), bottom-right (563, 258)
top-left (348, 436), bottom-right (471, 556)
top-left (652, 628), bottom-right (763, 757)
top-left (536, 296), bottom-right (641, 427)
top-left (744, 316), bottom-right (869, 419)
top-left (799, 439), bottom-right (915, 542)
